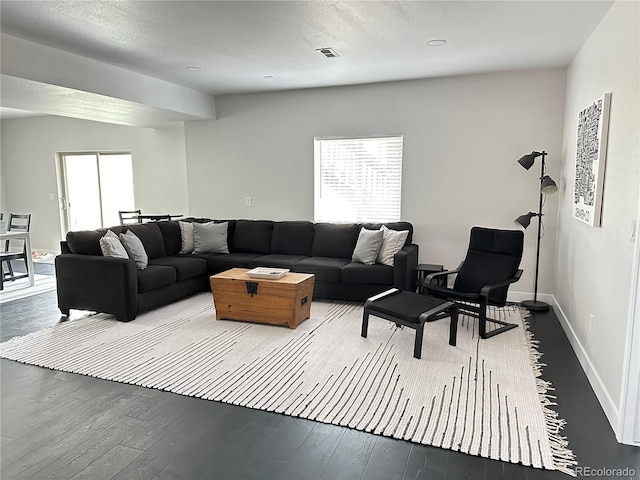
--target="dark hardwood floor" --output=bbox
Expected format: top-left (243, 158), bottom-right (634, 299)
top-left (1, 270), bottom-right (638, 479)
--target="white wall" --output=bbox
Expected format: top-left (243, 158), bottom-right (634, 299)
top-left (554, 0), bottom-right (639, 433)
top-left (185, 68), bottom-right (567, 298)
top-left (0, 115), bottom-right (189, 251)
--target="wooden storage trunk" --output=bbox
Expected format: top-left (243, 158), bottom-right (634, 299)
top-left (209, 268), bottom-right (315, 329)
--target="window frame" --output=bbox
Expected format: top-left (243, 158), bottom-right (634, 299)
top-left (313, 134), bottom-right (404, 223)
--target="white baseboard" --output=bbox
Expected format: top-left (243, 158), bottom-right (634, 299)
top-left (507, 291), bottom-right (621, 439)
top-left (549, 296), bottom-right (621, 438)
top-left (507, 290), bottom-right (554, 305)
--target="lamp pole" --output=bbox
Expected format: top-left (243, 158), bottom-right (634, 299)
top-left (522, 151), bottom-right (550, 312)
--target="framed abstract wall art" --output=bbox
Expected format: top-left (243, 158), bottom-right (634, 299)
top-left (573, 92), bottom-right (611, 227)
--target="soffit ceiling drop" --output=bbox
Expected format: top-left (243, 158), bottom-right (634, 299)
top-left (0, 0), bottom-right (614, 125)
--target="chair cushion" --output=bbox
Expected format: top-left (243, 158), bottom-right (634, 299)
top-left (453, 227), bottom-right (524, 305)
top-left (311, 223), bottom-right (360, 259)
top-left (126, 223), bottom-right (167, 259)
top-left (454, 253), bottom-right (518, 304)
top-left (137, 265), bottom-right (176, 293)
top-left (367, 291), bottom-right (451, 324)
top-left (231, 220), bottom-right (274, 254)
top-left (149, 256), bottom-right (207, 282)
top-left (292, 257), bottom-right (351, 283)
top-left (271, 221), bottom-right (314, 256)
top-left (248, 254), bottom-right (308, 269)
top-left (341, 262), bottom-right (393, 285)
top-left (468, 227), bottom-right (524, 257)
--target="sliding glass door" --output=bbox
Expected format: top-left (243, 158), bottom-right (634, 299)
top-left (58, 152), bottom-right (135, 231)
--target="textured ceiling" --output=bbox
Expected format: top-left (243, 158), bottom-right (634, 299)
top-left (0, 0), bottom-right (614, 125)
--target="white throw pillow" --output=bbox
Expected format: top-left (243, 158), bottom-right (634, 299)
top-left (192, 222), bottom-right (229, 254)
top-left (179, 221), bottom-right (195, 254)
top-left (119, 230), bottom-right (148, 269)
top-left (352, 228), bottom-right (384, 265)
top-left (377, 225), bottom-right (409, 266)
top-left (99, 230), bottom-right (128, 259)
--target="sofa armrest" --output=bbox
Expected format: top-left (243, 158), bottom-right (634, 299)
top-left (55, 254), bottom-right (138, 321)
top-left (392, 244), bottom-right (419, 291)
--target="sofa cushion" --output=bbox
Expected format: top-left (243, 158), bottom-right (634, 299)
top-left (271, 221), bottom-right (314, 256)
top-left (293, 256), bottom-right (351, 283)
top-left (311, 223), bottom-right (360, 259)
top-left (201, 252), bottom-right (265, 274)
top-left (360, 222), bottom-right (413, 246)
top-left (67, 227), bottom-right (124, 255)
top-left (157, 221), bottom-right (182, 256)
top-left (137, 265), bottom-right (176, 293)
top-left (126, 223), bottom-right (166, 259)
top-left (231, 220), bottom-right (274, 254)
top-left (248, 254), bottom-right (308, 270)
top-left (149, 256), bottom-right (207, 282)
top-left (341, 262), bottom-right (393, 285)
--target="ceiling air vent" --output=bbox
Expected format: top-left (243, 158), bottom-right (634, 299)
top-left (316, 47), bottom-right (340, 58)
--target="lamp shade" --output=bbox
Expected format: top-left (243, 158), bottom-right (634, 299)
top-left (515, 212), bottom-right (537, 229)
top-left (541, 175), bottom-right (558, 194)
top-left (517, 151), bottom-right (541, 170)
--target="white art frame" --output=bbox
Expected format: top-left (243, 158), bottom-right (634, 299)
top-left (573, 92), bottom-right (612, 226)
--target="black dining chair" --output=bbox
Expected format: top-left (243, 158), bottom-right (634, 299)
top-left (118, 210), bottom-right (142, 226)
top-left (1, 213), bottom-right (32, 284)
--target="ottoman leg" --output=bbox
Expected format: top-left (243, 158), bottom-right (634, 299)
top-left (449, 306), bottom-right (458, 346)
top-left (414, 323), bottom-right (424, 359)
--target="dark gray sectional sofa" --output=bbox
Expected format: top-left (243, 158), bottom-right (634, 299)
top-left (55, 219), bottom-right (418, 321)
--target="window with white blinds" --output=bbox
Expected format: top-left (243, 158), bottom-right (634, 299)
top-left (314, 134), bottom-right (403, 222)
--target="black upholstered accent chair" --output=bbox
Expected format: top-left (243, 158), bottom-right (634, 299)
top-left (118, 210), bottom-right (142, 226)
top-left (422, 227), bottom-right (524, 339)
top-left (1, 213), bottom-right (32, 283)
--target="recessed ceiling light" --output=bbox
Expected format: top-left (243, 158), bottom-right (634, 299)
top-left (427, 39), bottom-right (447, 47)
top-left (184, 66), bottom-right (202, 72)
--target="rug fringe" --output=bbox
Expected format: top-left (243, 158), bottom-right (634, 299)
top-left (522, 312), bottom-right (578, 477)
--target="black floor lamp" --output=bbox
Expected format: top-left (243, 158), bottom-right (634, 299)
top-left (515, 150), bottom-right (557, 312)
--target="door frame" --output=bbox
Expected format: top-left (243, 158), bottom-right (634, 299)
top-left (55, 150), bottom-right (132, 234)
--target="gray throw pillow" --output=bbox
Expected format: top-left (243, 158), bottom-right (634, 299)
top-left (178, 221), bottom-right (195, 254)
top-left (119, 230), bottom-right (148, 269)
top-left (193, 222), bottom-right (229, 254)
top-left (377, 225), bottom-right (409, 266)
top-left (352, 228), bottom-right (384, 265)
top-left (99, 230), bottom-right (128, 259)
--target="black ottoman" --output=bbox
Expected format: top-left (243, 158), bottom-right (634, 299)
top-left (361, 288), bottom-right (458, 359)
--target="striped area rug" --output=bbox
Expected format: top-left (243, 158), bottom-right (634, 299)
top-left (0, 293), bottom-right (575, 475)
